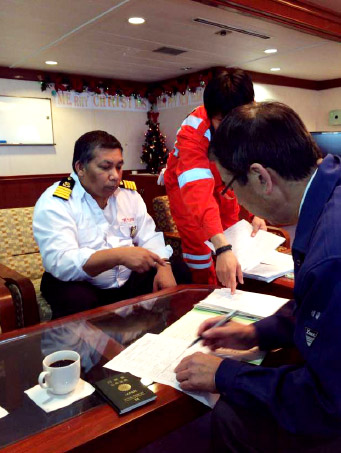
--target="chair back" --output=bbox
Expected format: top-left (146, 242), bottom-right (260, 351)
top-left (152, 195), bottom-right (179, 233)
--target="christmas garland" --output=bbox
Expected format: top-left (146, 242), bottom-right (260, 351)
top-left (41, 67), bottom-right (219, 104)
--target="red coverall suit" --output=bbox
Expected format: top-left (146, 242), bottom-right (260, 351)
top-left (164, 105), bottom-right (240, 284)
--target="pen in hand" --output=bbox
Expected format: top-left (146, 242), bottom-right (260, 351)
top-left (187, 309), bottom-right (238, 349)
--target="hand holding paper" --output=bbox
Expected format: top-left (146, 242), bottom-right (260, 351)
top-left (206, 220), bottom-right (293, 282)
top-left (174, 352), bottom-right (222, 393)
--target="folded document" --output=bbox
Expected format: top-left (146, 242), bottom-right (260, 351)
top-left (205, 220), bottom-right (294, 282)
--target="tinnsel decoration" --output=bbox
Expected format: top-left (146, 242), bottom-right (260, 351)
top-left (40, 67), bottom-right (223, 104)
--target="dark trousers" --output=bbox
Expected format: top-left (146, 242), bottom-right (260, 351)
top-left (41, 257), bottom-right (192, 319)
top-left (211, 398), bottom-right (341, 453)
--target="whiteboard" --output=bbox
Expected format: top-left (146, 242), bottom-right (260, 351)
top-left (0, 96), bottom-right (54, 145)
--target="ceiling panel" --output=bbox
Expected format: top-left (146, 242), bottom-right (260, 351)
top-left (0, 0), bottom-right (340, 82)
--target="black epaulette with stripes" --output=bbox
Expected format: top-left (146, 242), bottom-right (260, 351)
top-left (119, 180), bottom-right (137, 191)
top-left (53, 176), bottom-right (75, 200)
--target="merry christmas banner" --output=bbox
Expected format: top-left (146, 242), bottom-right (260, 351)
top-left (53, 91), bottom-right (149, 112)
top-left (52, 88), bottom-right (203, 112)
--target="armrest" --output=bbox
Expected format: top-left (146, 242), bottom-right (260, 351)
top-left (0, 278), bottom-right (17, 333)
top-left (163, 231), bottom-right (182, 257)
top-left (0, 263), bottom-right (40, 328)
top-left (163, 231), bottom-right (181, 240)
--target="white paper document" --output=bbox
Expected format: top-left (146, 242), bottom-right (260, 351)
top-left (244, 250), bottom-right (294, 282)
top-left (104, 333), bottom-right (219, 407)
top-left (205, 220), bottom-right (293, 281)
top-left (195, 288), bottom-right (288, 318)
top-left (0, 406), bottom-right (8, 419)
top-left (104, 289), bottom-right (288, 408)
top-left (161, 308), bottom-right (265, 364)
top-left (205, 220), bottom-right (285, 270)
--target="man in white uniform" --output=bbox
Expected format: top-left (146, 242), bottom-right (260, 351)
top-left (34, 130), bottom-right (178, 318)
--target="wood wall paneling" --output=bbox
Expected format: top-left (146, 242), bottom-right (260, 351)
top-left (0, 171), bottom-right (165, 215)
top-left (124, 172), bottom-right (166, 215)
top-left (0, 174), bottom-right (69, 209)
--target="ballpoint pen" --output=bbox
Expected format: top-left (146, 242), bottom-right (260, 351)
top-left (187, 309), bottom-right (238, 349)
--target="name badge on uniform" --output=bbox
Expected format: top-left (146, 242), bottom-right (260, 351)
top-left (130, 226), bottom-right (137, 238)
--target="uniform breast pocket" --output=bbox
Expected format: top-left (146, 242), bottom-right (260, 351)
top-left (77, 227), bottom-right (99, 247)
top-left (119, 223), bottom-right (137, 240)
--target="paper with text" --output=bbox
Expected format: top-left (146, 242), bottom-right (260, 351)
top-left (161, 308), bottom-right (265, 364)
top-left (104, 333), bottom-right (219, 407)
top-left (205, 219), bottom-right (285, 271)
top-left (196, 288), bottom-right (288, 317)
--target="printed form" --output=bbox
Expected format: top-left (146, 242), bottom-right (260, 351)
top-left (104, 332), bottom-right (219, 407)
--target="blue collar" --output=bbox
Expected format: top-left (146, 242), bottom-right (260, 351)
top-left (293, 154), bottom-right (341, 256)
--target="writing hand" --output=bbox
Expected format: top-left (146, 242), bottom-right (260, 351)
top-left (197, 317), bottom-right (258, 350)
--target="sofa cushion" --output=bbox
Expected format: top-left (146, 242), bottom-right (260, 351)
top-left (0, 206), bottom-right (51, 324)
top-left (2, 253), bottom-right (44, 281)
top-left (0, 207), bottom-right (39, 259)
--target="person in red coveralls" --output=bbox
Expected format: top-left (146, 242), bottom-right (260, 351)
top-left (164, 68), bottom-right (266, 290)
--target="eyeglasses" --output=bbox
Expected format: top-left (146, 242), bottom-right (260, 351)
top-left (221, 175), bottom-right (237, 196)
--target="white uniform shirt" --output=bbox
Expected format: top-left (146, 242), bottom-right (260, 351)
top-left (33, 173), bottom-right (172, 289)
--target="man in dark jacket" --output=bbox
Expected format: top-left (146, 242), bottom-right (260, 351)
top-left (175, 102), bottom-right (341, 452)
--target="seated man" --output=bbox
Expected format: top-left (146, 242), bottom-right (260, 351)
top-left (175, 102), bottom-right (341, 452)
top-left (34, 130), bottom-right (179, 319)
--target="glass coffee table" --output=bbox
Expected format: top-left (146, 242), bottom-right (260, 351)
top-left (0, 285), bottom-right (215, 452)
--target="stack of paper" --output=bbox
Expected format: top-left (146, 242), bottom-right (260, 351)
top-left (205, 220), bottom-right (294, 282)
top-left (104, 289), bottom-right (289, 408)
top-left (195, 288), bottom-right (288, 317)
top-left (243, 250), bottom-right (294, 282)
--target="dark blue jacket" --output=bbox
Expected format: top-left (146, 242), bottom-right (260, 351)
top-left (215, 155), bottom-right (341, 437)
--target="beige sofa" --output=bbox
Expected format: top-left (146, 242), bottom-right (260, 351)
top-left (0, 207), bottom-right (52, 331)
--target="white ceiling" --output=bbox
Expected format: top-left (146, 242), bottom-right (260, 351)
top-left (0, 0), bottom-right (340, 82)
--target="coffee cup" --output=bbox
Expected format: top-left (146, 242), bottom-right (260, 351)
top-left (38, 350), bottom-right (80, 395)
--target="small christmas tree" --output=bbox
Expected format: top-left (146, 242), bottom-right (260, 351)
top-left (141, 110), bottom-right (169, 174)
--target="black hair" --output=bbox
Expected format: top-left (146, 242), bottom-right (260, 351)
top-left (203, 68), bottom-right (254, 119)
top-left (210, 101), bottom-right (321, 183)
top-left (72, 130), bottom-right (123, 172)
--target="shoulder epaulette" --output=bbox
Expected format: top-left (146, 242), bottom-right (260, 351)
top-left (119, 180), bottom-right (137, 191)
top-left (53, 176), bottom-right (75, 200)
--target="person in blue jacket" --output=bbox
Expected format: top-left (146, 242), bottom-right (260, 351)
top-left (175, 101), bottom-right (341, 452)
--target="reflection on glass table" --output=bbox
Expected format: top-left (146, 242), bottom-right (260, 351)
top-left (0, 286), bottom-right (214, 450)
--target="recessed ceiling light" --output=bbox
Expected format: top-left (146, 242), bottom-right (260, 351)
top-left (128, 17), bottom-right (145, 25)
top-left (181, 67), bottom-right (192, 71)
top-left (270, 67), bottom-right (281, 71)
top-left (45, 60), bottom-right (58, 65)
top-left (264, 48), bottom-right (277, 54)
